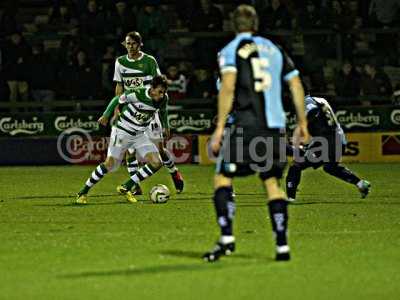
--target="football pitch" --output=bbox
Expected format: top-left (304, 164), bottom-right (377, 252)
top-left (1, 163), bottom-right (399, 299)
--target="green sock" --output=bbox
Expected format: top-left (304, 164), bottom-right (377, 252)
top-left (123, 179), bottom-right (135, 190)
top-left (79, 185), bottom-right (90, 195)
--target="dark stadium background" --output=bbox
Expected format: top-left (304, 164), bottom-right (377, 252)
top-left (0, 1), bottom-right (400, 300)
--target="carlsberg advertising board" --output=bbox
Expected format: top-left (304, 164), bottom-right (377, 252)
top-left (0, 107), bottom-right (399, 137)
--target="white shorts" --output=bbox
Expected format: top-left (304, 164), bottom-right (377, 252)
top-left (145, 112), bottom-right (163, 141)
top-left (108, 127), bottom-right (158, 163)
top-left (126, 113), bottom-right (163, 155)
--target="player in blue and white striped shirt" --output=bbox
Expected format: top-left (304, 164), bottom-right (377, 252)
top-left (203, 5), bottom-right (310, 262)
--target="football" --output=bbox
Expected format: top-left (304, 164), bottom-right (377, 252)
top-left (150, 184), bottom-right (170, 204)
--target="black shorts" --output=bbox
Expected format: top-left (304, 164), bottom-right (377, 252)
top-left (215, 125), bottom-right (287, 180)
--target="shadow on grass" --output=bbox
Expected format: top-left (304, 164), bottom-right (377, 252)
top-left (59, 261), bottom-right (249, 279)
top-left (291, 201), bottom-right (400, 206)
top-left (34, 201), bottom-right (130, 207)
top-left (172, 194), bottom-right (212, 201)
top-left (9, 194), bottom-right (120, 200)
top-left (161, 249), bottom-right (268, 261)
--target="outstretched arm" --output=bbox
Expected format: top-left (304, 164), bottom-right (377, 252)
top-left (98, 96), bottom-right (120, 126)
top-left (287, 76), bottom-right (310, 146)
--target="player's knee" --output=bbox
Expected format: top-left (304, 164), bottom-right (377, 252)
top-left (263, 177), bottom-right (286, 200)
top-left (148, 155), bottom-right (163, 170)
top-left (104, 157), bottom-right (120, 172)
top-left (214, 174), bottom-right (232, 189)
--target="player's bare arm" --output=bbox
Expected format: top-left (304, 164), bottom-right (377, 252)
top-left (115, 82), bottom-right (124, 96)
top-left (288, 76), bottom-right (310, 146)
top-left (211, 71), bottom-right (236, 154)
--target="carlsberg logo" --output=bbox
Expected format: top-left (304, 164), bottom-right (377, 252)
top-left (335, 110), bottom-right (380, 128)
top-left (0, 117), bottom-right (44, 136)
top-left (168, 114), bottom-right (212, 132)
top-left (55, 115), bottom-right (99, 132)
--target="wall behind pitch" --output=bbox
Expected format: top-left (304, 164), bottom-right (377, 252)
top-left (0, 134), bottom-right (194, 165)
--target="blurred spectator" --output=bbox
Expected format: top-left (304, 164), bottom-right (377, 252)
top-left (296, 1), bottom-right (323, 29)
top-left (361, 62), bottom-right (393, 96)
top-left (0, 1), bottom-right (19, 37)
top-left (48, 0), bottom-right (78, 30)
top-left (0, 46), bottom-right (10, 102)
top-left (188, 0), bottom-right (223, 32)
top-left (187, 68), bottom-right (216, 98)
top-left (358, 0), bottom-right (372, 27)
top-left (369, 0), bottom-right (400, 28)
top-left (80, 0), bottom-right (106, 37)
top-left (392, 83), bottom-right (400, 105)
top-left (329, 0), bottom-right (355, 30)
top-left (107, 1), bottom-right (136, 39)
top-left (259, 0), bottom-right (292, 32)
top-left (57, 33), bottom-right (79, 65)
top-left (56, 53), bottom-right (76, 99)
top-left (71, 49), bottom-right (100, 100)
top-left (334, 61), bottom-right (361, 97)
top-left (57, 49), bottom-right (99, 100)
top-left (101, 44), bottom-right (116, 98)
top-left (166, 65), bottom-right (187, 104)
top-left (57, 25), bottom-right (95, 62)
top-left (28, 43), bottom-right (56, 102)
top-left (160, 4), bottom-right (180, 31)
top-left (2, 32), bottom-right (31, 101)
top-left (351, 32), bottom-right (374, 56)
top-left (186, 0), bottom-right (222, 68)
top-left (137, 2), bottom-right (168, 63)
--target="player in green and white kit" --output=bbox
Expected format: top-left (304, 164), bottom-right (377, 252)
top-left (76, 76), bottom-right (169, 204)
top-left (98, 31), bottom-right (184, 196)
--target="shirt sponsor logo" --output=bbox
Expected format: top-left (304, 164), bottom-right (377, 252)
top-left (335, 110), bottom-right (380, 128)
top-left (0, 117), bottom-right (44, 135)
top-left (130, 110), bottom-right (152, 123)
top-left (125, 77), bottom-right (143, 88)
top-left (55, 115), bottom-right (99, 132)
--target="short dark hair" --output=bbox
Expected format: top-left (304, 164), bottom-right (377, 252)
top-left (125, 31), bottom-right (143, 46)
top-left (233, 5), bottom-right (258, 32)
top-left (151, 75), bottom-right (168, 90)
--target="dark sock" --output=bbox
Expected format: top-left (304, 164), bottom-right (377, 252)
top-left (323, 163), bottom-right (360, 185)
top-left (286, 164), bottom-right (302, 199)
top-left (268, 199), bottom-right (288, 246)
top-left (213, 186), bottom-right (235, 237)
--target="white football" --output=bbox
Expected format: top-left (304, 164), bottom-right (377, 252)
top-left (150, 184), bottom-right (170, 204)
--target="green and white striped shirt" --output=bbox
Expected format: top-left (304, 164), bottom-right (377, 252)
top-left (103, 87), bottom-right (168, 136)
top-left (113, 52), bottom-right (161, 90)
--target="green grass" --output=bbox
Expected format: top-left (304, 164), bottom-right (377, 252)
top-left (0, 163), bottom-right (399, 300)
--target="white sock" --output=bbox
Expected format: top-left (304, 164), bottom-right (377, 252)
top-left (219, 235), bottom-right (235, 244)
top-left (276, 245), bottom-right (290, 254)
